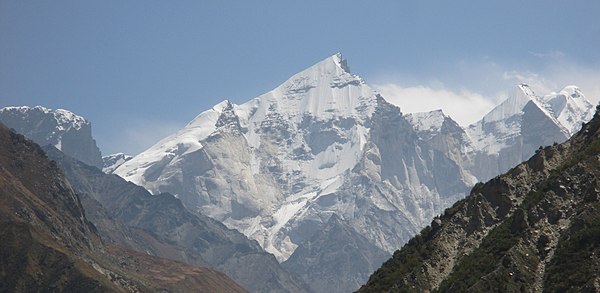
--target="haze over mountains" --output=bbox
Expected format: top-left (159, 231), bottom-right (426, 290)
top-left (1, 54), bottom-right (595, 293)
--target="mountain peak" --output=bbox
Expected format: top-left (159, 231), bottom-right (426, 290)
top-left (559, 85), bottom-right (584, 99)
top-left (332, 52), bottom-right (351, 73)
top-left (517, 83), bottom-right (536, 97)
top-left (479, 84), bottom-right (539, 124)
top-left (0, 105), bottom-right (103, 168)
top-left (245, 53), bottom-right (374, 122)
top-left (405, 109), bottom-right (449, 133)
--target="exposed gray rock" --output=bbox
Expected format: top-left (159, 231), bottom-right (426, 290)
top-left (283, 214), bottom-right (389, 293)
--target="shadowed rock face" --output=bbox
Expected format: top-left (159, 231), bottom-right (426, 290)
top-left (359, 105), bottom-right (600, 292)
top-left (283, 214), bottom-right (389, 293)
top-left (0, 123), bottom-right (247, 293)
top-left (44, 146), bottom-right (311, 293)
top-left (0, 106), bottom-right (103, 168)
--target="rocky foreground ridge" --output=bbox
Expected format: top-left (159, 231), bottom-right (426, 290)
top-left (0, 123), bottom-right (247, 292)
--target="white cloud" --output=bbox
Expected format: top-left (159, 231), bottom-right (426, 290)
top-left (528, 50), bottom-right (566, 59)
top-left (375, 84), bottom-right (498, 126)
top-left (373, 54), bottom-right (600, 127)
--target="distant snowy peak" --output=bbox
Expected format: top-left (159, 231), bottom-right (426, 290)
top-left (0, 106), bottom-right (89, 132)
top-left (539, 85), bottom-right (594, 135)
top-left (480, 84), bottom-right (537, 124)
top-left (466, 84), bottom-right (594, 181)
top-left (478, 84), bottom-right (593, 134)
top-left (405, 109), bottom-right (447, 134)
top-left (114, 54), bottom-right (390, 261)
top-left (236, 53), bottom-right (377, 124)
top-left (0, 105), bottom-right (103, 168)
top-left (102, 153), bottom-right (133, 174)
top-left (116, 53), bottom-right (379, 187)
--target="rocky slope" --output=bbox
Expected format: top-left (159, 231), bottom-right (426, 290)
top-left (44, 146), bottom-right (310, 293)
top-left (282, 214), bottom-right (389, 293)
top-left (0, 122), bottom-right (246, 293)
top-left (359, 104), bottom-right (600, 292)
top-left (0, 106), bottom-right (103, 168)
top-left (102, 152), bottom-right (132, 173)
top-left (115, 54), bottom-right (474, 292)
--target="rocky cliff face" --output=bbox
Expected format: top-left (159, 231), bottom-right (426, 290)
top-left (44, 146), bottom-right (310, 293)
top-left (0, 106), bottom-right (103, 168)
top-left (0, 123), bottom-right (247, 293)
top-left (359, 104), bottom-right (600, 292)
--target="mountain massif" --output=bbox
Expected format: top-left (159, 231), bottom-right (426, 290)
top-left (114, 54), bottom-right (476, 292)
top-left (3, 54), bottom-right (595, 293)
top-left (0, 123), bottom-right (247, 292)
top-left (360, 104), bottom-right (600, 292)
top-left (114, 54), bottom-right (593, 292)
top-left (112, 54), bottom-right (594, 292)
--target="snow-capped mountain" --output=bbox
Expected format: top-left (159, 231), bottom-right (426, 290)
top-left (114, 53), bottom-right (594, 292)
top-left (404, 84), bottom-right (594, 183)
top-left (405, 110), bottom-right (477, 185)
top-left (115, 54), bottom-right (473, 292)
top-left (0, 106), bottom-right (103, 168)
top-left (465, 84), bottom-right (594, 181)
top-left (102, 152), bottom-right (133, 173)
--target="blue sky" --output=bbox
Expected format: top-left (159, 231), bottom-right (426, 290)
top-left (2, 1), bottom-right (599, 155)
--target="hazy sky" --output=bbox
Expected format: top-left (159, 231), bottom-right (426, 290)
top-left (2, 1), bottom-right (599, 155)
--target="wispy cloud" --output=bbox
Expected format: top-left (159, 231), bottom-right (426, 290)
top-left (528, 50), bottom-right (566, 59)
top-left (373, 53), bottom-right (600, 127)
top-left (375, 84), bottom-right (497, 126)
